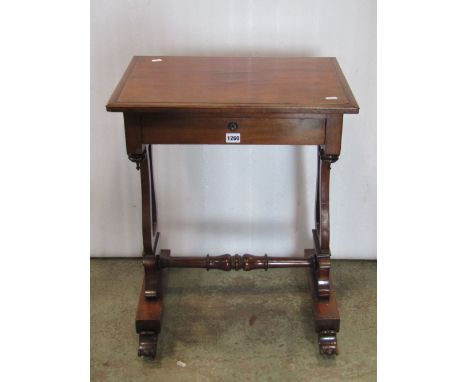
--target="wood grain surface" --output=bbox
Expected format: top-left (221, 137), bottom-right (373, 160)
top-left (107, 56), bottom-right (359, 114)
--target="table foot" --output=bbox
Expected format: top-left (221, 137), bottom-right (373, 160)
top-left (138, 333), bottom-right (158, 359)
top-left (305, 249), bottom-right (340, 356)
top-left (135, 250), bottom-right (169, 360)
top-left (318, 330), bottom-right (338, 355)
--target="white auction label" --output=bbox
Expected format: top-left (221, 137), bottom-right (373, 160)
top-left (226, 133), bottom-right (240, 143)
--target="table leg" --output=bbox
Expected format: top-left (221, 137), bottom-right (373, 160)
top-left (135, 250), bottom-right (170, 359)
top-left (129, 143), bottom-right (166, 359)
top-left (313, 144), bottom-right (342, 299)
top-left (307, 139), bottom-right (341, 355)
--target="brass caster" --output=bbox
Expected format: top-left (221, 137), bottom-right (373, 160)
top-left (318, 330), bottom-right (338, 356)
top-left (137, 333), bottom-right (158, 360)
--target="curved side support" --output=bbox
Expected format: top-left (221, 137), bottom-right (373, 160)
top-left (138, 144), bottom-right (160, 298)
top-left (312, 147), bottom-right (339, 298)
top-left (318, 147), bottom-right (335, 250)
top-left (143, 254), bottom-right (158, 299)
top-left (124, 114), bottom-right (164, 361)
top-left (312, 114), bottom-right (343, 300)
top-left (140, 144), bottom-right (158, 254)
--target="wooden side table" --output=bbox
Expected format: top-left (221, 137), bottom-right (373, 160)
top-left (106, 56), bottom-right (359, 359)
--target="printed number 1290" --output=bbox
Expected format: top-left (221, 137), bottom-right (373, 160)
top-left (226, 133), bottom-right (240, 143)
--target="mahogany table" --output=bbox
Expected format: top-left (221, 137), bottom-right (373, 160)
top-left (106, 56), bottom-right (359, 359)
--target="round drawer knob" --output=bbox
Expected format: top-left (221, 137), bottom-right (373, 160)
top-left (227, 121), bottom-right (238, 131)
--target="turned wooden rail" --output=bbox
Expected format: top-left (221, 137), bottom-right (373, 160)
top-left (156, 253), bottom-right (313, 271)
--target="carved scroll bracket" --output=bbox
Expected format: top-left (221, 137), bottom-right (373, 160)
top-left (128, 149), bottom-right (147, 170)
top-left (319, 147), bottom-right (339, 164)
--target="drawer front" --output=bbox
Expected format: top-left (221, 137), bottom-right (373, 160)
top-left (141, 115), bottom-right (326, 145)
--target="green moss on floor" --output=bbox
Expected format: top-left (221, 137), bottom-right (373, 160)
top-left (91, 259), bottom-right (376, 382)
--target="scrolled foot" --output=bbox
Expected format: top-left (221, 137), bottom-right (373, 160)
top-left (138, 333), bottom-right (158, 359)
top-left (318, 330), bottom-right (338, 356)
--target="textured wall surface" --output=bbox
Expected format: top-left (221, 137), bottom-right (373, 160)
top-left (91, 0), bottom-right (376, 258)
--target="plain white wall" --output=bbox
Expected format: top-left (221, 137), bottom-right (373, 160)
top-left (91, 0), bottom-right (376, 259)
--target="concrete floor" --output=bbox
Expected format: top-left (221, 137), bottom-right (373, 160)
top-left (91, 259), bottom-right (376, 382)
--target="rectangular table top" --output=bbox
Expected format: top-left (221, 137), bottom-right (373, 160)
top-left (106, 56), bottom-right (359, 115)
